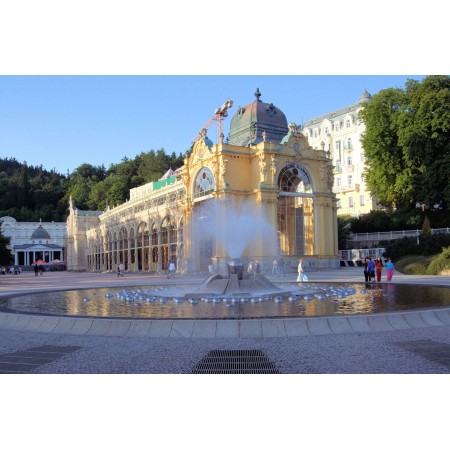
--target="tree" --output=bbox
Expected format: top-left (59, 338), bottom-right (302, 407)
top-left (421, 216), bottom-right (431, 235)
top-left (0, 221), bottom-right (13, 266)
top-left (359, 75), bottom-right (450, 211)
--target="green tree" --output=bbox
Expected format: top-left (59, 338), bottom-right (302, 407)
top-left (359, 75), bottom-right (450, 211)
top-left (421, 216), bottom-right (431, 235)
top-left (66, 163), bottom-right (107, 210)
top-left (0, 221), bottom-right (13, 266)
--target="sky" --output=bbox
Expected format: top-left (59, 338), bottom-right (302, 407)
top-left (0, 74), bottom-right (426, 174)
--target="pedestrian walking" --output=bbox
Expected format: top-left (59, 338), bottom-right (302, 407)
top-left (375, 257), bottom-right (383, 282)
top-left (168, 261), bottom-right (176, 278)
top-left (385, 258), bottom-right (395, 282)
top-left (279, 257), bottom-right (285, 278)
top-left (253, 260), bottom-right (261, 277)
top-left (367, 257), bottom-right (375, 282)
top-left (297, 258), bottom-right (308, 282)
top-left (247, 260), bottom-right (255, 278)
top-left (271, 258), bottom-right (278, 277)
top-left (363, 257), bottom-right (370, 282)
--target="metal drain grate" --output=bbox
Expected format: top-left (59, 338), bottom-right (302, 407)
top-left (191, 349), bottom-right (280, 374)
top-left (0, 345), bottom-right (82, 374)
top-left (394, 340), bottom-right (450, 369)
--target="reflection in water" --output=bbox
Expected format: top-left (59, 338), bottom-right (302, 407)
top-left (1, 282), bottom-right (449, 320)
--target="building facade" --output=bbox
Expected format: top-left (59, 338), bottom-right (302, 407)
top-left (66, 90), bottom-right (339, 274)
top-left (0, 216), bottom-right (66, 266)
top-left (303, 90), bottom-right (378, 217)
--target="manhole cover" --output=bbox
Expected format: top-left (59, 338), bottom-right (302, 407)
top-left (394, 340), bottom-right (450, 369)
top-left (0, 345), bottom-right (82, 374)
top-left (191, 349), bottom-right (280, 374)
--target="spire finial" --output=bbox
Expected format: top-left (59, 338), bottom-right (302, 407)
top-left (255, 87), bottom-right (261, 101)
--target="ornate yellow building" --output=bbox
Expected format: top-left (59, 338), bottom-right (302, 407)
top-left (66, 90), bottom-right (339, 274)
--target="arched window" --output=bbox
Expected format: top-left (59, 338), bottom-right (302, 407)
top-left (160, 216), bottom-right (177, 270)
top-left (277, 163), bottom-right (314, 256)
top-left (194, 167), bottom-right (215, 199)
top-left (278, 163), bottom-right (312, 193)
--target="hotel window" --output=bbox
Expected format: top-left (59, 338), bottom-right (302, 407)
top-left (335, 140), bottom-right (341, 161)
top-left (348, 175), bottom-right (353, 186)
top-left (349, 197), bottom-right (354, 208)
top-left (336, 177), bottom-right (341, 187)
top-left (347, 138), bottom-right (352, 149)
top-left (360, 195), bottom-right (365, 206)
top-left (347, 156), bottom-right (352, 165)
top-left (337, 199), bottom-right (342, 208)
top-left (325, 127), bottom-right (329, 134)
top-left (346, 120), bottom-right (350, 128)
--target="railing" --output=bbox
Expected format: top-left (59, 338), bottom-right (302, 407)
top-left (339, 248), bottom-right (386, 261)
top-left (349, 228), bottom-right (450, 242)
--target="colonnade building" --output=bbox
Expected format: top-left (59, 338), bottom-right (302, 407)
top-left (66, 90), bottom-right (339, 274)
top-left (0, 216), bottom-right (66, 266)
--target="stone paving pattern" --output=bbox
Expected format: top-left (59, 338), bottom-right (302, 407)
top-left (0, 268), bottom-right (449, 374)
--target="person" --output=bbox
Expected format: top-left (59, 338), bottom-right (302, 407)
top-left (297, 258), bottom-right (307, 282)
top-left (38, 263), bottom-right (44, 276)
top-left (375, 257), bottom-right (384, 282)
top-left (385, 258), bottom-right (395, 282)
top-left (34, 264), bottom-right (38, 276)
top-left (168, 261), bottom-right (176, 278)
top-left (208, 263), bottom-right (215, 275)
top-left (271, 258), bottom-right (278, 277)
top-left (118, 262), bottom-right (125, 277)
top-left (253, 260), bottom-right (261, 276)
top-left (367, 257), bottom-right (375, 282)
top-left (247, 260), bottom-right (254, 277)
top-left (279, 257), bottom-right (285, 278)
top-left (363, 257), bottom-right (370, 282)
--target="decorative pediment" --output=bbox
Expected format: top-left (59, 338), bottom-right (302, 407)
top-left (191, 137), bottom-right (213, 162)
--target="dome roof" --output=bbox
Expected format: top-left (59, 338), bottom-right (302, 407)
top-left (31, 224), bottom-right (51, 240)
top-left (227, 88), bottom-right (289, 147)
top-left (359, 89), bottom-right (372, 103)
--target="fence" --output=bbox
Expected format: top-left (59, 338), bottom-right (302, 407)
top-left (349, 228), bottom-right (450, 243)
top-left (339, 248), bottom-right (385, 264)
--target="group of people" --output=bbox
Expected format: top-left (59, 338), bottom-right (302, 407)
top-left (247, 259), bottom-right (261, 277)
top-left (363, 256), bottom-right (395, 282)
top-left (1, 266), bottom-right (22, 275)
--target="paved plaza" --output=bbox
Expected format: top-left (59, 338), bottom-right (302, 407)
top-left (0, 267), bottom-right (449, 374)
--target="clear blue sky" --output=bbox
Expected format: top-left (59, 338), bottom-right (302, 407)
top-left (0, 75), bottom-right (425, 175)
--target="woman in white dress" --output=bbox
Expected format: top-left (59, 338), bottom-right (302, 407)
top-left (297, 258), bottom-right (307, 282)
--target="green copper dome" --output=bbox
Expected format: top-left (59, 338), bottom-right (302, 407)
top-left (31, 224), bottom-right (51, 240)
top-left (227, 88), bottom-right (289, 147)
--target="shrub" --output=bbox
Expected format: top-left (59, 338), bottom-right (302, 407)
top-left (426, 246), bottom-right (450, 275)
top-left (395, 255), bottom-right (434, 275)
top-left (381, 233), bottom-right (450, 261)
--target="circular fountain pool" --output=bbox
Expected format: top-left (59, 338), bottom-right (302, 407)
top-left (1, 282), bottom-right (449, 320)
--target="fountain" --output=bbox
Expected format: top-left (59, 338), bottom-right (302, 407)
top-left (1, 200), bottom-right (449, 320)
